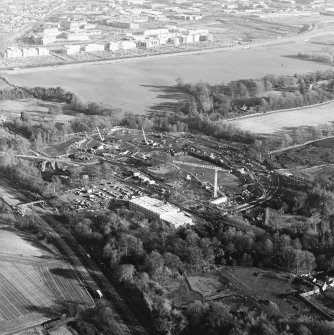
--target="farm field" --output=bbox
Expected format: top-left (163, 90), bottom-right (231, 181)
top-left (7, 42), bottom-right (333, 114)
top-left (0, 229), bottom-right (93, 335)
top-left (0, 99), bottom-right (74, 123)
top-left (228, 101), bottom-right (334, 134)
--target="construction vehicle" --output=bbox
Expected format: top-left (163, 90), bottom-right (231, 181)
top-left (173, 160), bottom-right (228, 198)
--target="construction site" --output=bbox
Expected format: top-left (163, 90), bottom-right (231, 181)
top-left (8, 125), bottom-right (279, 228)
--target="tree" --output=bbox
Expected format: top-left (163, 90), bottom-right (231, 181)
top-left (206, 302), bottom-right (233, 331)
top-left (146, 251), bottom-right (165, 276)
top-left (283, 247), bottom-right (316, 274)
top-left (116, 264), bottom-right (135, 282)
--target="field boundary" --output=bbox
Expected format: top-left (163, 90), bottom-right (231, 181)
top-left (270, 134), bottom-right (334, 154)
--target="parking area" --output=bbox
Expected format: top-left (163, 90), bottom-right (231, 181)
top-left (67, 181), bottom-right (144, 211)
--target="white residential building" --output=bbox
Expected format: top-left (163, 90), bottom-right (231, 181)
top-left (82, 43), bottom-right (105, 52)
top-left (64, 44), bottom-right (81, 55)
top-left (119, 40), bottom-right (137, 50)
top-left (138, 38), bottom-right (160, 48)
top-left (22, 47), bottom-right (38, 57)
top-left (4, 47), bottom-right (23, 58)
top-left (144, 28), bottom-right (169, 36)
top-left (37, 47), bottom-right (49, 56)
top-left (108, 42), bottom-right (120, 52)
top-left (65, 32), bottom-right (89, 41)
top-left (43, 27), bottom-right (59, 37)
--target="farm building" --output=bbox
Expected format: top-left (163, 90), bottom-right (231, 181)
top-left (129, 196), bottom-right (193, 228)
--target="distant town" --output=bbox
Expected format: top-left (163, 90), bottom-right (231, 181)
top-left (1, 0), bottom-right (334, 69)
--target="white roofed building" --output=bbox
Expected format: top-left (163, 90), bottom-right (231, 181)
top-left (4, 47), bottom-right (23, 58)
top-left (129, 196), bottom-right (193, 228)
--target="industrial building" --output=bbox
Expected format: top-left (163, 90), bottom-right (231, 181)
top-left (129, 196), bottom-right (193, 228)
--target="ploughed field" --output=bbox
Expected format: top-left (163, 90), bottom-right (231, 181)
top-left (7, 42), bottom-right (333, 114)
top-left (0, 229), bottom-right (93, 334)
top-left (228, 101), bottom-right (334, 134)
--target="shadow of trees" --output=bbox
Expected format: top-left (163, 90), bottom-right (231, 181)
top-left (141, 84), bottom-right (189, 114)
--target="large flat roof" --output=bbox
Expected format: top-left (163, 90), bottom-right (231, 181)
top-left (129, 195), bottom-right (179, 215)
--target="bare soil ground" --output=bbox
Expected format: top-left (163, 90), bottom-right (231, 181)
top-left (0, 229), bottom-right (93, 334)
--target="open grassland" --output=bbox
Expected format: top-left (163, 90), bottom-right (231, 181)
top-left (221, 267), bottom-right (297, 316)
top-left (7, 42), bottom-right (333, 114)
top-left (173, 155), bottom-right (240, 194)
top-left (0, 99), bottom-right (74, 122)
top-left (0, 229), bottom-right (93, 334)
top-left (228, 101), bottom-right (334, 134)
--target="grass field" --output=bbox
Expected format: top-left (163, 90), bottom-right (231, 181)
top-left (229, 101), bottom-right (334, 135)
top-left (221, 267), bottom-right (297, 316)
top-left (173, 155), bottom-right (240, 194)
top-left (0, 229), bottom-right (93, 334)
top-left (0, 99), bottom-right (74, 123)
top-left (7, 42), bottom-right (333, 114)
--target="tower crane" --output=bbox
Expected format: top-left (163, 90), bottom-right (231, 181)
top-left (142, 127), bottom-right (153, 145)
top-left (173, 160), bottom-right (228, 198)
top-left (96, 127), bottom-right (105, 141)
